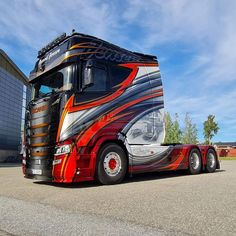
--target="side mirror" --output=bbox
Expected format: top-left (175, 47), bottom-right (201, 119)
top-left (82, 60), bottom-right (94, 90)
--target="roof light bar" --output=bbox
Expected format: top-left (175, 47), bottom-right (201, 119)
top-left (38, 33), bottom-right (66, 58)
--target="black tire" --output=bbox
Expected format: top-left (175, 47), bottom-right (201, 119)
top-left (95, 143), bottom-right (127, 185)
top-left (206, 149), bottom-right (217, 173)
top-left (188, 148), bottom-right (202, 175)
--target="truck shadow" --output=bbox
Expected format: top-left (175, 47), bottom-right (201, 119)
top-left (33, 169), bottom-right (225, 189)
top-left (0, 163), bottom-right (21, 168)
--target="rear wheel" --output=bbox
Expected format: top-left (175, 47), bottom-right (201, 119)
top-left (206, 149), bottom-right (217, 173)
top-left (188, 148), bottom-right (202, 175)
top-left (96, 143), bottom-right (127, 185)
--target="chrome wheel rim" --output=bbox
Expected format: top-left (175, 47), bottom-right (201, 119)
top-left (190, 152), bottom-right (200, 170)
top-left (208, 152), bottom-right (216, 169)
top-left (104, 152), bottom-right (122, 176)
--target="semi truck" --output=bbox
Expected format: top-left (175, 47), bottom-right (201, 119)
top-left (22, 31), bottom-right (220, 184)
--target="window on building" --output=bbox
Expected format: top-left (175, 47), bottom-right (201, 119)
top-left (21, 85), bottom-right (27, 133)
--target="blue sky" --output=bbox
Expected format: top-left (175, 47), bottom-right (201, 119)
top-left (0, 0), bottom-right (235, 142)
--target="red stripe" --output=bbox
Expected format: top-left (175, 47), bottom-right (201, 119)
top-left (68, 63), bottom-right (158, 113)
top-left (56, 95), bottom-right (74, 142)
top-left (69, 65), bottom-right (139, 112)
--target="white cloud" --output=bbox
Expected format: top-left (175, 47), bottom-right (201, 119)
top-left (122, 0), bottom-right (218, 48)
top-left (0, 1), bottom-right (120, 47)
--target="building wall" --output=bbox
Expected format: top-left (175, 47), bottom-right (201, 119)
top-left (0, 54), bottom-right (31, 162)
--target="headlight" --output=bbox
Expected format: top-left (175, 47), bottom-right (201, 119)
top-left (55, 144), bottom-right (71, 155)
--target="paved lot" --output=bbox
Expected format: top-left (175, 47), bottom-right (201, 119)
top-left (0, 161), bottom-right (236, 236)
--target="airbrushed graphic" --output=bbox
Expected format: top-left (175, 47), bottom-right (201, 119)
top-left (127, 145), bottom-right (174, 170)
top-left (59, 65), bottom-right (163, 143)
top-left (59, 65), bottom-right (163, 139)
top-left (124, 108), bottom-right (165, 145)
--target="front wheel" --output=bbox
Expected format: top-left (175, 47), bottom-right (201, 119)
top-left (95, 143), bottom-right (127, 185)
top-left (206, 149), bottom-right (217, 173)
top-left (188, 148), bottom-right (202, 175)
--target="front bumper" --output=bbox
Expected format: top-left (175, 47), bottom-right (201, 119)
top-left (24, 157), bottom-right (53, 181)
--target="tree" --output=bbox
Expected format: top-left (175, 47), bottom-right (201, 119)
top-left (182, 113), bottom-right (198, 144)
top-left (172, 113), bottom-right (182, 143)
top-left (203, 115), bottom-right (219, 144)
top-left (164, 112), bottom-right (173, 144)
top-left (164, 112), bottom-right (181, 144)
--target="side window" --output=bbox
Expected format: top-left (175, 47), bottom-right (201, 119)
top-left (110, 65), bottom-right (131, 88)
top-left (83, 64), bottom-right (109, 92)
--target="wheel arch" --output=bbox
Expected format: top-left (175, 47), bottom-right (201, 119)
top-left (91, 136), bottom-right (129, 176)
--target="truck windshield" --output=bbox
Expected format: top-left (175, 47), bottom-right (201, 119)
top-left (33, 65), bottom-right (73, 99)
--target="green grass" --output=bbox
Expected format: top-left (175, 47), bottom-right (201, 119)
top-left (219, 156), bottom-right (236, 160)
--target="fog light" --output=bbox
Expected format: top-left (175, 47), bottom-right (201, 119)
top-left (53, 159), bottom-right (62, 165)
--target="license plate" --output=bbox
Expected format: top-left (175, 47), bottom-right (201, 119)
top-left (32, 169), bottom-right (42, 175)
top-left (53, 159), bottom-right (62, 165)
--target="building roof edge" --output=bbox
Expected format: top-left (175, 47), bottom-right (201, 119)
top-left (0, 49), bottom-right (29, 85)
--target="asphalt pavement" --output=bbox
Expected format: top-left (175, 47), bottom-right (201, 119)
top-left (0, 161), bottom-right (236, 236)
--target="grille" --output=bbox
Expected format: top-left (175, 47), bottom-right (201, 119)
top-left (25, 95), bottom-right (60, 180)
